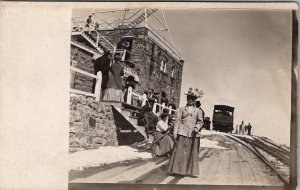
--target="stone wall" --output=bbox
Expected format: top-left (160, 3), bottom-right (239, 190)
top-left (139, 37), bottom-right (183, 108)
top-left (70, 46), bottom-right (95, 93)
top-left (69, 96), bottom-right (118, 151)
top-left (69, 96), bottom-right (144, 152)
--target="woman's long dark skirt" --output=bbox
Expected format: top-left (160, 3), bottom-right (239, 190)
top-left (167, 135), bottom-right (200, 176)
top-left (152, 132), bottom-right (174, 156)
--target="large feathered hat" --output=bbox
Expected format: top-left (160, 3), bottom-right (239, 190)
top-left (184, 88), bottom-right (204, 99)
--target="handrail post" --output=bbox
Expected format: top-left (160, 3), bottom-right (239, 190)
top-left (168, 105), bottom-right (172, 114)
top-left (141, 93), bottom-right (147, 106)
top-left (96, 34), bottom-right (99, 46)
top-left (153, 103), bottom-right (157, 113)
top-left (122, 50), bottom-right (126, 61)
top-left (161, 102), bottom-right (165, 113)
top-left (70, 60), bottom-right (77, 88)
top-left (127, 86), bottom-right (133, 104)
top-left (95, 71), bottom-right (102, 101)
top-left (113, 47), bottom-right (116, 55)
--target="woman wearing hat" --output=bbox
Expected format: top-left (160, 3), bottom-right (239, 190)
top-left (152, 112), bottom-right (174, 157)
top-left (167, 88), bottom-right (204, 177)
top-left (102, 54), bottom-right (124, 102)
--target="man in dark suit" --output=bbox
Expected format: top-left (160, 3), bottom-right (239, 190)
top-left (93, 51), bottom-right (111, 100)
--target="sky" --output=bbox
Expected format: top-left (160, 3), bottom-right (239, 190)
top-left (164, 10), bottom-right (292, 145)
top-left (73, 9), bottom-right (292, 145)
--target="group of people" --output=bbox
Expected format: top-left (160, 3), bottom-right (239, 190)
top-left (236, 120), bottom-right (253, 135)
top-left (143, 89), bottom-right (177, 113)
top-left (93, 51), bottom-right (125, 102)
top-left (144, 88), bottom-right (205, 178)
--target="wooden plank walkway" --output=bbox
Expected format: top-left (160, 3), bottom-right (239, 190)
top-left (69, 134), bottom-right (284, 187)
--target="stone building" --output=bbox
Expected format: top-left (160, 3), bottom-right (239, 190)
top-left (70, 9), bottom-right (184, 108)
top-left (69, 9), bottom-right (184, 150)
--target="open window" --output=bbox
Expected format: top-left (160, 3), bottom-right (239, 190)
top-left (116, 36), bottom-right (134, 66)
top-left (171, 66), bottom-right (175, 78)
top-left (160, 56), bottom-right (167, 73)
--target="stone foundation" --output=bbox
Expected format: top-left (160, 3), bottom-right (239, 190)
top-left (69, 96), bottom-right (145, 152)
top-left (69, 96), bottom-right (118, 152)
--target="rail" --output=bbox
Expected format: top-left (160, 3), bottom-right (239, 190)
top-left (126, 87), bottom-right (147, 107)
top-left (153, 102), bottom-right (177, 115)
top-left (70, 64), bottom-right (102, 101)
top-left (225, 134), bottom-right (289, 187)
top-left (72, 18), bottom-right (115, 50)
top-left (126, 86), bottom-right (177, 115)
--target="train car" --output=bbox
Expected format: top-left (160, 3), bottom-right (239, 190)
top-left (212, 105), bottom-right (234, 133)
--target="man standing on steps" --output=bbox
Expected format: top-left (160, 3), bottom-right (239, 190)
top-left (93, 51), bottom-right (112, 100)
top-left (85, 13), bottom-right (93, 34)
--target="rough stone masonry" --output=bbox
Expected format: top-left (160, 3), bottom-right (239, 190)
top-left (69, 96), bottom-right (118, 151)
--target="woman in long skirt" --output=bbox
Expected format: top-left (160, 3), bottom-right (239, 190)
top-left (152, 112), bottom-right (174, 157)
top-left (167, 89), bottom-right (204, 177)
top-left (102, 55), bottom-right (124, 102)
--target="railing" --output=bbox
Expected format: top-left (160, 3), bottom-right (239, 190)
top-left (126, 86), bottom-right (177, 115)
top-left (126, 87), bottom-right (147, 107)
top-left (72, 19), bottom-right (134, 64)
top-left (72, 18), bottom-right (115, 51)
top-left (70, 63), bottom-right (102, 101)
top-left (153, 102), bottom-right (177, 115)
top-left (114, 49), bottom-right (130, 61)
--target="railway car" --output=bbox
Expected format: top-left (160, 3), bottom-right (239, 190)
top-left (212, 105), bottom-right (234, 133)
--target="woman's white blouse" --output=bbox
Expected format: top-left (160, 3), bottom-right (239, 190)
top-left (156, 120), bottom-right (168, 132)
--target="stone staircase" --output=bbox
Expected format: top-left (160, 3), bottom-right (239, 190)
top-left (112, 105), bottom-right (147, 139)
top-left (128, 9), bottom-right (157, 28)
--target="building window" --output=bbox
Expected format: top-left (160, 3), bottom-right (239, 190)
top-left (160, 59), bottom-right (167, 73)
top-left (171, 66), bottom-right (175, 78)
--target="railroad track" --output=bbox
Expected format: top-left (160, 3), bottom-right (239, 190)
top-left (235, 135), bottom-right (290, 165)
top-left (224, 134), bottom-right (289, 187)
top-left (254, 136), bottom-right (290, 154)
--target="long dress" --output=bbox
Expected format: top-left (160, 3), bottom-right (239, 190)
top-left (152, 120), bottom-right (174, 156)
top-left (167, 105), bottom-right (204, 176)
top-left (102, 62), bottom-right (124, 101)
top-left (167, 135), bottom-right (200, 176)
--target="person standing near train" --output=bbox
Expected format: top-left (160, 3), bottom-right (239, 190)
top-left (167, 88), bottom-right (204, 177)
top-left (239, 121), bottom-right (244, 135)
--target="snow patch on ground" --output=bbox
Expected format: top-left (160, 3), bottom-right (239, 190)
top-left (201, 129), bottom-right (226, 135)
top-left (200, 138), bottom-right (228, 149)
top-left (69, 146), bottom-right (152, 171)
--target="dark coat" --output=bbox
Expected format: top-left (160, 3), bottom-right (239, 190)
top-left (106, 62), bottom-right (124, 90)
top-left (94, 54), bottom-right (111, 89)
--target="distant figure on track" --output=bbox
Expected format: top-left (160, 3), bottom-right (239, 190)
top-left (235, 125), bottom-right (239, 134)
top-left (247, 123), bottom-right (252, 135)
top-left (168, 88), bottom-right (204, 178)
top-left (239, 121), bottom-right (244, 135)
